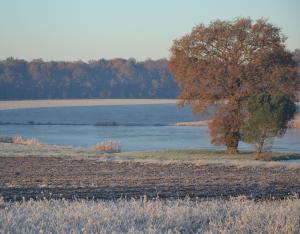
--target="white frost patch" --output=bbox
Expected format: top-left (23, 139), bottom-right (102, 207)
top-left (0, 197), bottom-right (299, 233)
top-left (0, 99), bottom-right (177, 110)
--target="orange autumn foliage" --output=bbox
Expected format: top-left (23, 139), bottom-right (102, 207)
top-left (169, 18), bottom-right (299, 154)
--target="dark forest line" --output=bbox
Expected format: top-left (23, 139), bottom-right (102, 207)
top-left (0, 58), bottom-right (179, 100)
top-left (1, 50), bottom-right (299, 100)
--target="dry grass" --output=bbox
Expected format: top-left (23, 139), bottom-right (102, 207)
top-left (12, 136), bottom-right (40, 145)
top-left (174, 120), bottom-right (211, 126)
top-left (93, 141), bottom-right (121, 153)
top-left (0, 136), bottom-right (41, 145)
top-left (0, 197), bottom-right (299, 233)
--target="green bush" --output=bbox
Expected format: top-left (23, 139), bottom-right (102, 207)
top-left (241, 92), bottom-right (296, 156)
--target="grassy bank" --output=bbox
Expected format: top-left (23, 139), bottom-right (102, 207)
top-left (0, 142), bottom-right (98, 158)
top-left (118, 149), bottom-right (300, 162)
top-left (0, 197), bottom-right (299, 233)
top-left (1, 143), bottom-right (300, 163)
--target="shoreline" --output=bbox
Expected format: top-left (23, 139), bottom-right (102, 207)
top-left (0, 99), bottom-right (177, 110)
top-left (174, 114), bottom-right (300, 129)
top-left (1, 99), bottom-right (299, 111)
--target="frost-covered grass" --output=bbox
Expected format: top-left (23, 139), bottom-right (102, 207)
top-left (0, 197), bottom-right (299, 234)
top-left (118, 149), bottom-right (300, 162)
top-left (0, 143), bottom-right (98, 158)
top-left (1, 143), bottom-right (300, 165)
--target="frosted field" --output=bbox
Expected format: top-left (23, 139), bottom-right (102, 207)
top-left (0, 99), bottom-right (177, 110)
top-left (0, 197), bottom-right (299, 234)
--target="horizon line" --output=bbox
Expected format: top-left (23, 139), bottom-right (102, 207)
top-left (0, 56), bottom-right (169, 63)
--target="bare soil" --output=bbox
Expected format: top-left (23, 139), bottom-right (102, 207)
top-left (1, 156), bottom-right (299, 201)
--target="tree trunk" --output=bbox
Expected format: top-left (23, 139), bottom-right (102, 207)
top-left (226, 145), bottom-right (239, 154)
top-left (255, 134), bottom-right (266, 159)
top-left (226, 141), bottom-right (239, 154)
top-left (225, 134), bottom-right (239, 154)
top-left (257, 143), bottom-right (263, 156)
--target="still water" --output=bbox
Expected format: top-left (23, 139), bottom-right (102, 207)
top-left (0, 104), bottom-right (299, 152)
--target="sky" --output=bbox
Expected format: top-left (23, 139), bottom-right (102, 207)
top-left (0, 0), bottom-right (299, 61)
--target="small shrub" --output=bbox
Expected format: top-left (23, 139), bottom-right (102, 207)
top-left (93, 140), bottom-right (121, 153)
top-left (0, 136), bottom-right (13, 143)
top-left (242, 92), bottom-right (297, 156)
top-left (13, 136), bottom-right (40, 145)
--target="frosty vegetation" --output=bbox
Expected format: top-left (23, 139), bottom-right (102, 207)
top-left (93, 140), bottom-right (121, 153)
top-left (0, 197), bottom-right (299, 234)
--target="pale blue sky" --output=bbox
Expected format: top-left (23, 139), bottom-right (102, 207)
top-left (0, 0), bottom-right (299, 61)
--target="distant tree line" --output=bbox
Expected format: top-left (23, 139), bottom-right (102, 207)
top-left (0, 58), bottom-right (179, 100)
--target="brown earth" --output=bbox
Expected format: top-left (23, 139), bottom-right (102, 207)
top-left (0, 156), bottom-right (300, 201)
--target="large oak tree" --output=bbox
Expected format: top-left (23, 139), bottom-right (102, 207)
top-left (169, 18), bottom-right (299, 153)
